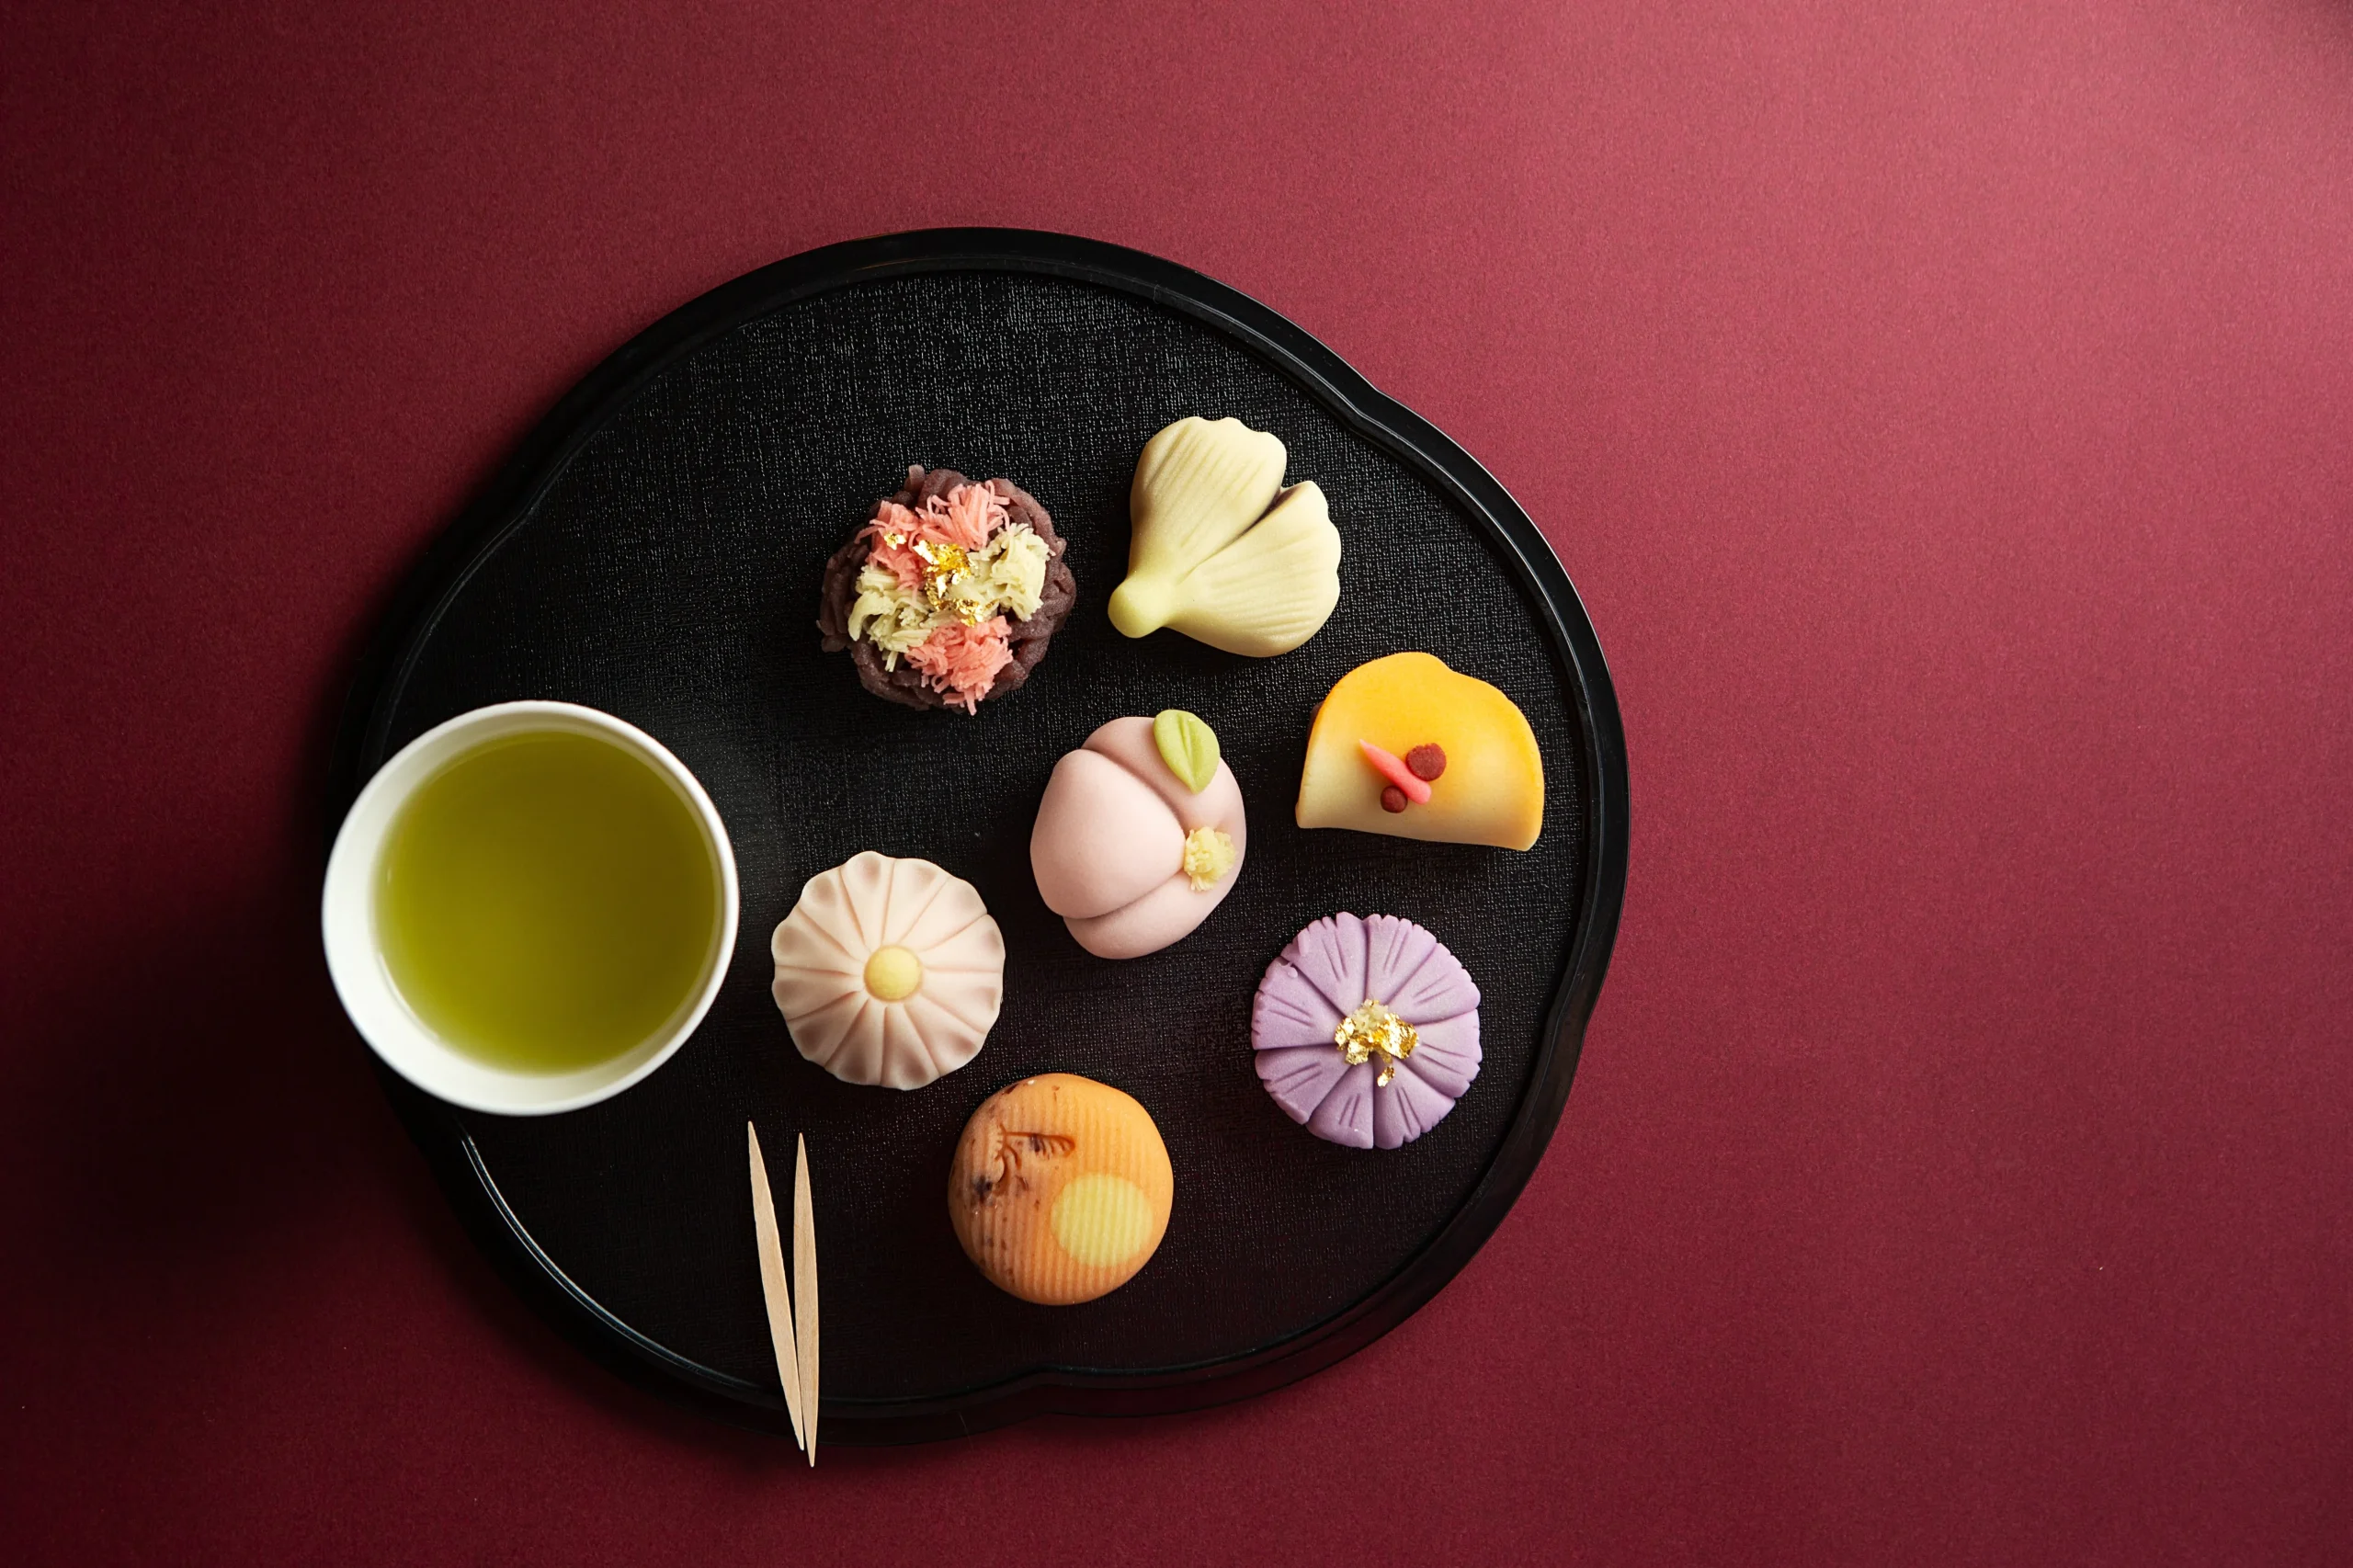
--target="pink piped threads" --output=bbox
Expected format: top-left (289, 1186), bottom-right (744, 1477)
top-left (1358, 740), bottom-right (1432, 804)
top-left (858, 483), bottom-right (1006, 573)
top-left (904, 617), bottom-right (1014, 712)
top-left (857, 502), bottom-right (928, 589)
top-left (938, 481), bottom-right (1006, 548)
top-left (821, 465), bottom-right (1074, 713)
top-left (850, 481), bottom-right (1036, 710)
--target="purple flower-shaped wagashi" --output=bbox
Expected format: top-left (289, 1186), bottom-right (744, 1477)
top-left (1252, 913), bottom-right (1482, 1150)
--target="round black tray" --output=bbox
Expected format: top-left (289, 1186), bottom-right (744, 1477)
top-left (325, 229), bottom-right (1627, 1443)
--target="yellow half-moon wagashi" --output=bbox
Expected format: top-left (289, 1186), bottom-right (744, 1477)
top-left (1295, 652), bottom-right (1544, 850)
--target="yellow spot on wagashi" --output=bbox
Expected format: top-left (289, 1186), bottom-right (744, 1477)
top-left (1050, 1172), bottom-right (1154, 1268)
top-left (1180, 825), bottom-right (1235, 892)
top-left (862, 944), bottom-right (924, 1002)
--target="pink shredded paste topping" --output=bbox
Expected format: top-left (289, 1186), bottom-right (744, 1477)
top-left (904, 616), bottom-right (1014, 713)
top-left (853, 477), bottom-right (1022, 709)
top-left (857, 481), bottom-right (1007, 592)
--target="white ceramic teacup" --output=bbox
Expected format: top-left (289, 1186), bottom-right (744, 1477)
top-left (322, 700), bottom-right (739, 1116)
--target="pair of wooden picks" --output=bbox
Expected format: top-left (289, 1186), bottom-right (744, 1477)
top-left (746, 1124), bottom-right (819, 1462)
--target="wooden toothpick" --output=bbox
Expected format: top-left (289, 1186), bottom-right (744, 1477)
top-left (746, 1122), bottom-right (804, 1452)
top-left (793, 1133), bottom-right (819, 1466)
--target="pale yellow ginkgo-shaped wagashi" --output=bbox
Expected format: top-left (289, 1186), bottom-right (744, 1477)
top-left (1105, 416), bottom-right (1343, 657)
top-left (769, 851), bottom-right (1005, 1089)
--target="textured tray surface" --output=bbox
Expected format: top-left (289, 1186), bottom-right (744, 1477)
top-left (345, 239), bottom-right (1619, 1437)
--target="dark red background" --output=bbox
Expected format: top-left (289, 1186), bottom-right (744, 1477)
top-left (5, 2), bottom-right (2347, 1562)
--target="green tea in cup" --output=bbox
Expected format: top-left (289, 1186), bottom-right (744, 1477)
top-left (324, 702), bottom-right (738, 1116)
top-left (375, 730), bottom-right (720, 1073)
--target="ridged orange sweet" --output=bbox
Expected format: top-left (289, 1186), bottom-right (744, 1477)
top-left (948, 1074), bottom-right (1174, 1306)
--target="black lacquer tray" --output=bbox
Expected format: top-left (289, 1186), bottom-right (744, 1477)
top-left (325, 230), bottom-right (1627, 1443)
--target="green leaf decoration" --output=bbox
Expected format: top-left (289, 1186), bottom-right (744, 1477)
top-left (1153, 709), bottom-right (1220, 794)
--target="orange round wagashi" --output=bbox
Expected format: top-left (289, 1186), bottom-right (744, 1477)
top-left (947, 1074), bottom-right (1173, 1305)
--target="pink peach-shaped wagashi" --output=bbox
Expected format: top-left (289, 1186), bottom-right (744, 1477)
top-left (1030, 712), bottom-right (1246, 959)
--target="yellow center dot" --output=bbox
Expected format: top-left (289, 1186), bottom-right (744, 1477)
top-left (862, 944), bottom-right (923, 1002)
top-left (1050, 1172), bottom-right (1154, 1269)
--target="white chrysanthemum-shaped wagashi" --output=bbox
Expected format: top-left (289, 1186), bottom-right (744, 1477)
top-left (1106, 417), bottom-right (1343, 657)
top-left (769, 851), bottom-right (1004, 1089)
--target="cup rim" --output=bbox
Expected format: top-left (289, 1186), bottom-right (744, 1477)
top-left (321, 700), bottom-right (740, 1116)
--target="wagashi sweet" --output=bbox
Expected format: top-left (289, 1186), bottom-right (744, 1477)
top-left (1295, 652), bottom-right (1544, 850)
top-left (816, 466), bottom-right (1077, 711)
top-left (1106, 416), bottom-right (1341, 656)
top-left (769, 851), bottom-right (1004, 1089)
top-left (1030, 710), bottom-right (1247, 959)
top-left (1252, 913), bottom-right (1482, 1149)
top-left (948, 1073), bottom-right (1174, 1305)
